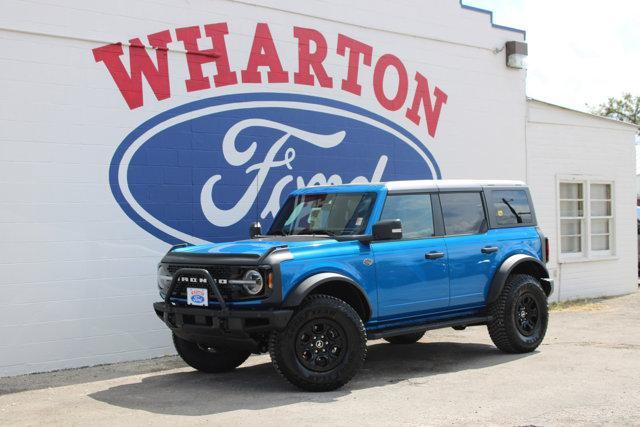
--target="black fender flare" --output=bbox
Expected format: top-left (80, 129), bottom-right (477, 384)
top-left (487, 254), bottom-right (550, 304)
top-left (283, 272), bottom-right (372, 319)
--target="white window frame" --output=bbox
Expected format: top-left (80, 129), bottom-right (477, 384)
top-left (557, 175), bottom-right (616, 263)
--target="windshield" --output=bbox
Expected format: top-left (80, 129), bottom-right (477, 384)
top-left (268, 192), bottom-right (377, 236)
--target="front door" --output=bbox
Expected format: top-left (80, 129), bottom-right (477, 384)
top-left (372, 193), bottom-right (449, 318)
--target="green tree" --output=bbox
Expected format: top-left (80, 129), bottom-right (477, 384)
top-left (590, 93), bottom-right (640, 134)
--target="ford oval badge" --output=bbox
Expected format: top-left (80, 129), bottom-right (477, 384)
top-left (109, 93), bottom-right (440, 244)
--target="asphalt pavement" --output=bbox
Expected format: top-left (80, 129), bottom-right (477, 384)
top-left (1, 290), bottom-right (639, 425)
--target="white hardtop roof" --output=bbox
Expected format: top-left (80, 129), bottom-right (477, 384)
top-left (301, 179), bottom-right (527, 193)
top-left (384, 179), bottom-right (526, 192)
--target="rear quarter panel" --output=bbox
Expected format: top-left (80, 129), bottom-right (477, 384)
top-left (487, 226), bottom-right (542, 297)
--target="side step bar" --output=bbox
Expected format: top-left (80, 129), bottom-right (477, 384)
top-left (367, 315), bottom-right (492, 340)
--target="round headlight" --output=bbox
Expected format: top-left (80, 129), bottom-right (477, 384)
top-left (242, 270), bottom-right (264, 295)
top-left (157, 264), bottom-right (172, 296)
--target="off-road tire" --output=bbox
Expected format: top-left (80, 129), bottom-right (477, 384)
top-left (173, 333), bottom-right (251, 373)
top-left (383, 331), bottom-right (425, 344)
top-left (487, 274), bottom-right (548, 353)
top-left (269, 294), bottom-right (367, 392)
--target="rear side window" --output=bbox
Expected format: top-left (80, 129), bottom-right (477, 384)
top-left (380, 194), bottom-right (434, 239)
top-left (490, 190), bottom-right (534, 226)
top-left (440, 192), bottom-right (486, 235)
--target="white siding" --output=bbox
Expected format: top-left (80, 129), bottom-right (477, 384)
top-left (526, 100), bottom-right (638, 301)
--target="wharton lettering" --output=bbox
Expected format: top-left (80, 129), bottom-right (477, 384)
top-left (93, 22), bottom-right (448, 138)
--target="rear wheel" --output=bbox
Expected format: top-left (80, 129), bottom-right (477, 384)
top-left (383, 331), bottom-right (425, 344)
top-left (173, 334), bottom-right (251, 373)
top-left (487, 274), bottom-right (548, 353)
top-left (269, 294), bottom-right (367, 392)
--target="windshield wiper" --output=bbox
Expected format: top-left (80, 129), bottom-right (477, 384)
top-left (295, 228), bottom-right (337, 237)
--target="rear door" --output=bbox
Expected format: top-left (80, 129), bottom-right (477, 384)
top-left (440, 191), bottom-right (497, 307)
top-left (372, 193), bottom-right (449, 318)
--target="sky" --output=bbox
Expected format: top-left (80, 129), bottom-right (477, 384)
top-left (464, 0), bottom-right (640, 113)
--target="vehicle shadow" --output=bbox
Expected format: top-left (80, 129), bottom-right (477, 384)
top-left (88, 340), bottom-right (533, 416)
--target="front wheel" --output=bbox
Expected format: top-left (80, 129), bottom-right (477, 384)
top-left (487, 274), bottom-right (548, 353)
top-left (173, 334), bottom-right (251, 373)
top-left (269, 294), bottom-right (367, 392)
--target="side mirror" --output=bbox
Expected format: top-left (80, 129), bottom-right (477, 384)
top-left (249, 222), bottom-right (262, 238)
top-left (372, 219), bottom-right (403, 241)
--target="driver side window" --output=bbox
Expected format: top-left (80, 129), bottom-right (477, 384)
top-left (380, 194), bottom-right (435, 239)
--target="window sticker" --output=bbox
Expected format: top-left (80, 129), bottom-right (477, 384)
top-left (308, 207), bottom-right (321, 224)
top-left (309, 207), bottom-right (321, 219)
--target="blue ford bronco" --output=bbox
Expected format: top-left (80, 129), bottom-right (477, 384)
top-left (154, 180), bottom-right (553, 391)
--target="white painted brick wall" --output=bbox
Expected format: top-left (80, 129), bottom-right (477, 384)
top-left (526, 100), bottom-right (638, 301)
top-left (0, 0), bottom-right (528, 376)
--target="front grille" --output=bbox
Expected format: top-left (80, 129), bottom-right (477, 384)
top-left (167, 264), bottom-right (243, 280)
top-left (167, 265), bottom-right (266, 301)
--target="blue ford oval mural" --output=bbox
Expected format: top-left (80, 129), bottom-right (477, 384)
top-left (109, 93), bottom-right (441, 244)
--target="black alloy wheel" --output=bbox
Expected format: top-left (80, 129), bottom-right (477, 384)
top-left (295, 319), bottom-right (347, 372)
top-left (514, 293), bottom-right (539, 336)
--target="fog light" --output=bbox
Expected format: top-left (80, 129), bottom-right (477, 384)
top-left (242, 270), bottom-right (264, 295)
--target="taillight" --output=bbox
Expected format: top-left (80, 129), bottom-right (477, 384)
top-left (544, 237), bottom-right (550, 263)
top-left (537, 227), bottom-right (549, 263)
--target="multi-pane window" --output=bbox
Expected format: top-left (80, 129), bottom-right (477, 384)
top-left (559, 183), bottom-right (584, 253)
top-left (559, 180), bottom-right (613, 257)
top-left (590, 183), bottom-right (612, 251)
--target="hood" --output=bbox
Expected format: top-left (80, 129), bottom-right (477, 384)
top-left (172, 236), bottom-right (337, 257)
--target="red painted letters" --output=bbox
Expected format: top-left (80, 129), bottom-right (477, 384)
top-left (241, 23), bottom-right (289, 84)
top-left (405, 72), bottom-right (448, 138)
top-left (293, 27), bottom-right (333, 88)
top-left (93, 23), bottom-right (448, 138)
top-left (175, 23), bottom-right (237, 92)
top-left (92, 30), bottom-right (172, 110)
top-left (336, 34), bottom-right (373, 96)
top-left (373, 54), bottom-right (408, 111)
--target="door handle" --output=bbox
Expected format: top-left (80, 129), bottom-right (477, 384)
top-left (481, 246), bottom-right (499, 254)
top-left (425, 251), bottom-right (445, 260)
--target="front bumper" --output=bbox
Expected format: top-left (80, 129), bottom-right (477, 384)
top-left (153, 301), bottom-right (293, 351)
